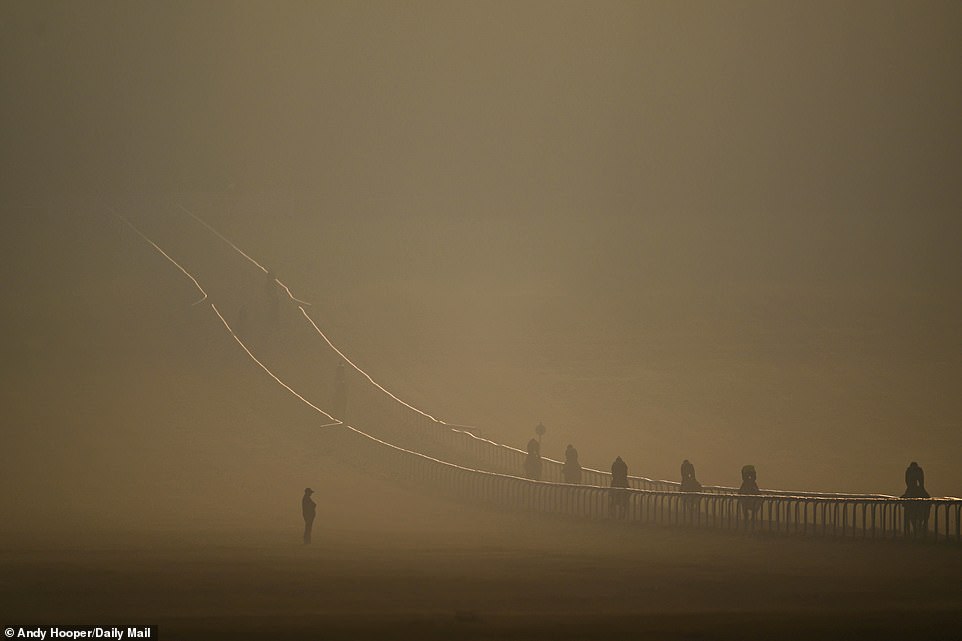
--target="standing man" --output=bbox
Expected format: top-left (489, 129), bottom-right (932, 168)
top-left (302, 487), bottom-right (316, 544)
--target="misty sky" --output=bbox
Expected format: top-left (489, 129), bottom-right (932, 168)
top-left (2, 2), bottom-right (961, 531)
top-left (4, 3), bottom-right (960, 295)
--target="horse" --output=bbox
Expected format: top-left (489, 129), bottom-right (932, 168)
top-left (679, 470), bottom-right (703, 524)
top-left (738, 494), bottom-right (762, 524)
top-left (609, 487), bottom-right (629, 519)
top-left (903, 499), bottom-right (931, 539)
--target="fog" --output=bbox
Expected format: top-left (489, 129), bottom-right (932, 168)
top-left (4, 4), bottom-right (962, 639)
top-left (3, 0), bottom-right (961, 539)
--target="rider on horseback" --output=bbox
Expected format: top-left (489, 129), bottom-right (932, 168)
top-left (680, 459), bottom-right (701, 493)
top-left (901, 461), bottom-right (931, 539)
top-left (738, 464), bottom-right (761, 523)
top-left (563, 444), bottom-right (582, 484)
top-left (902, 461), bottom-right (929, 499)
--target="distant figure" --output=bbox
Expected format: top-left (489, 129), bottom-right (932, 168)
top-left (680, 459), bottom-right (702, 493)
top-left (611, 456), bottom-right (628, 487)
top-left (738, 465), bottom-right (759, 494)
top-left (738, 465), bottom-right (761, 522)
top-left (302, 487), bottom-right (316, 544)
top-left (902, 461), bottom-right (929, 498)
top-left (332, 362), bottom-right (347, 419)
top-left (610, 456), bottom-right (629, 518)
top-left (523, 438), bottom-right (542, 481)
top-left (902, 461), bottom-right (931, 539)
top-left (679, 459), bottom-right (702, 519)
top-left (563, 444), bottom-right (582, 484)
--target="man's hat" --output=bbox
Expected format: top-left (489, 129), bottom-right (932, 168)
top-left (304, 487), bottom-right (314, 494)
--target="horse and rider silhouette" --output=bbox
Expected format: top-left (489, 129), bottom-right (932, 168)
top-left (679, 459), bottom-right (703, 519)
top-left (563, 444), bottom-right (582, 484)
top-left (738, 464), bottom-right (762, 524)
top-left (609, 456), bottom-right (629, 518)
top-left (902, 461), bottom-right (930, 539)
top-left (523, 438), bottom-right (543, 481)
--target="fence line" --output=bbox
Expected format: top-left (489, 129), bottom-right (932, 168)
top-left (123, 209), bottom-right (947, 544)
top-left (328, 424), bottom-right (962, 544)
top-left (364, 417), bottom-right (896, 499)
top-left (167, 206), bottom-right (897, 500)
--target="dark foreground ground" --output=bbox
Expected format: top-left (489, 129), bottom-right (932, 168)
top-left (2, 513), bottom-right (961, 641)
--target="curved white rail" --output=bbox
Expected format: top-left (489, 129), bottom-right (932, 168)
top-left (119, 214), bottom-right (960, 543)
top-left (140, 205), bottom-right (902, 501)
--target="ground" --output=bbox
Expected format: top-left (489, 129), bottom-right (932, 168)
top-left (2, 512), bottom-right (960, 641)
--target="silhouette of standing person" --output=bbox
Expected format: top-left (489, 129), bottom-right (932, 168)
top-left (524, 438), bottom-right (542, 481)
top-left (610, 456), bottom-right (629, 518)
top-left (563, 444), bottom-right (582, 484)
top-left (302, 488), bottom-right (316, 544)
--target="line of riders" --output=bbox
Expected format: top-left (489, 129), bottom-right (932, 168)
top-left (523, 438), bottom-right (932, 536)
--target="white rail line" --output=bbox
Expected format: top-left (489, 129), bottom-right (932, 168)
top-left (178, 203), bottom-right (453, 424)
top-left (298, 306), bottom-right (445, 424)
top-left (210, 304), bottom-right (342, 428)
top-left (114, 211), bottom-right (208, 306)
top-left (178, 203), bottom-right (311, 306)
top-left (121, 213), bottom-right (340, 429)
top-left (166, 205), bottom-right (905, 500)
